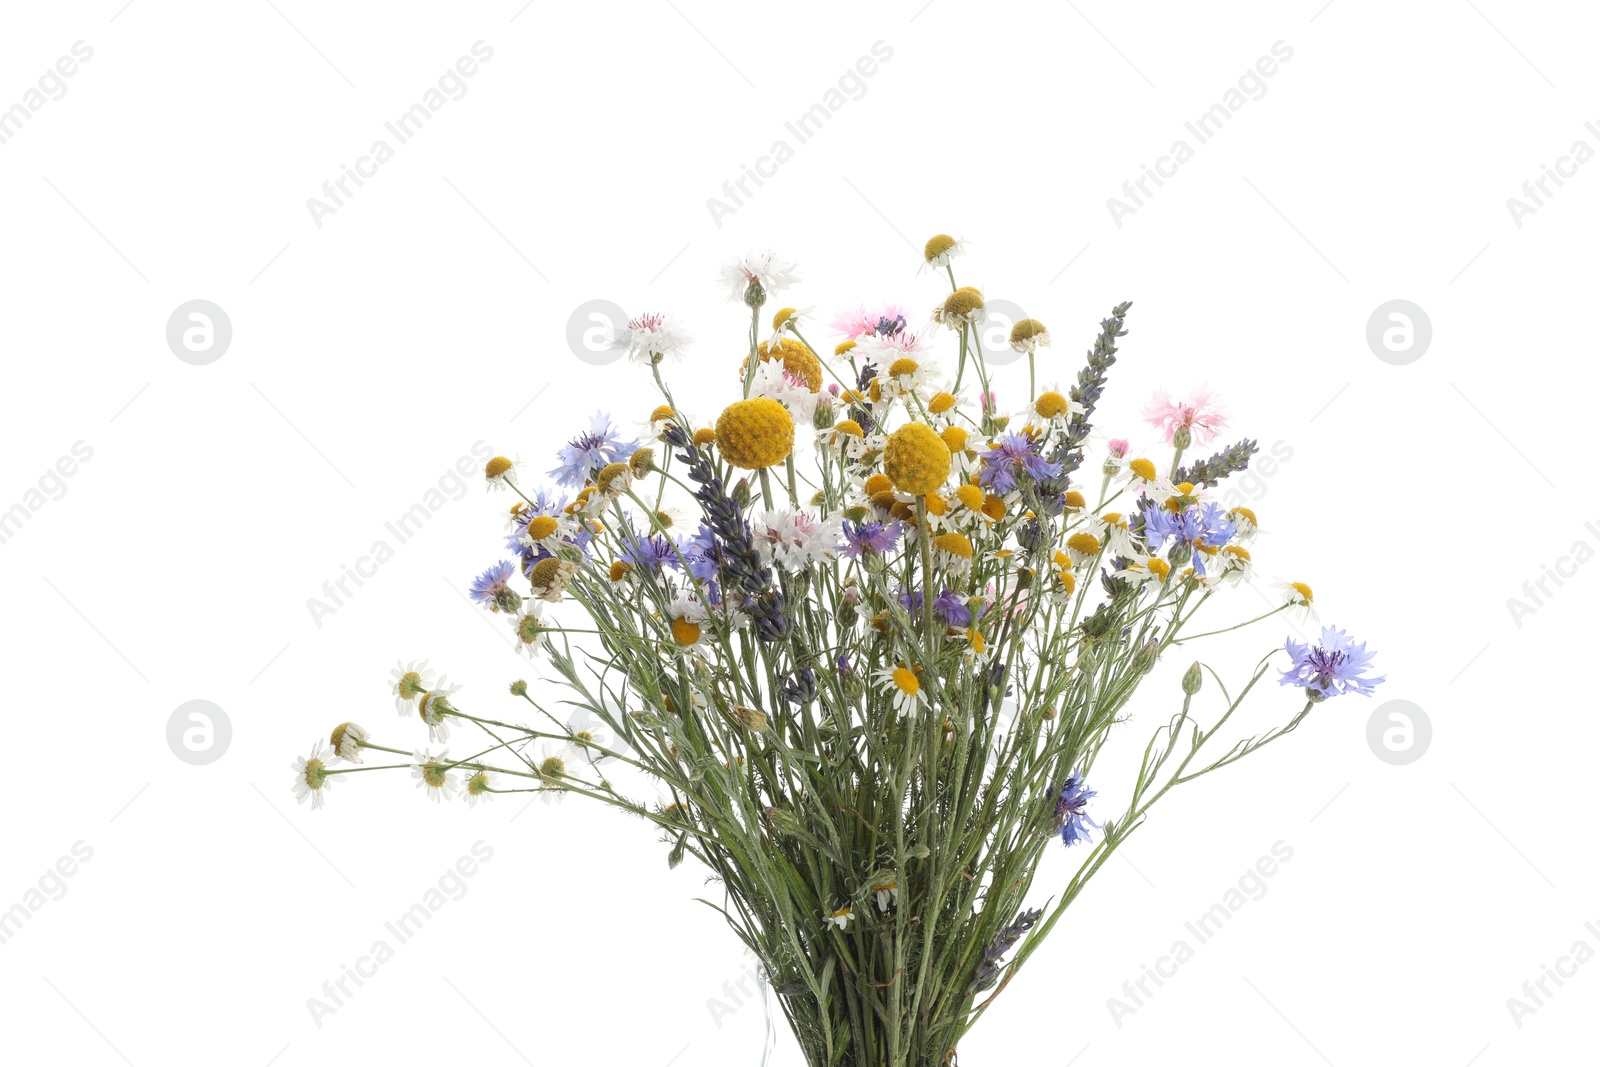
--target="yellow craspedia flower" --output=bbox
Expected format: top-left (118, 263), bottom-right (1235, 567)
top-left (928, 391), bottom-right (957, 415)
top-left (648, 404), bottom-right (675, 423)
top-left (692, 427), bottom-right (717, 447)
top-left (742, 337), bottom-right (822, 392)
top-left (940, 425), bottom-right (968, 453)
top-left (834, 418), bottom-right (864, 438)
top-left (883, 422), bottom-right (951, 496)
top-left (716, 398), bottom-right (794, 469)
top-left (835, 339), bottom-right (857, 357)
top-left (1127, 457), bottom-right (1157, 481)
top-left (1034, 391), bottom-right (1070, 419)
top-left (864, 473), bottom-right (893, 497)
top-left (934, 531), bottom-right (973, 558)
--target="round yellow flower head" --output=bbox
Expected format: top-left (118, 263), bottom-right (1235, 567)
top-left (925, 493), bottom-right (949, 517)
top-left (883, 422), bottom-right (951, 496)
top-left (981, 494), bottom-right (1006, 521)
top-left (835, 339), bottom-right (857, 357)
top-left (928, 391), bottom-right (957, 415)
top-left (692, 427), bottom-right (717, 447)
top-left (609, 560), bottom-right (633, 582)
top-left (670, 617), bottom-right (701, 647)
top-left (888, 357), bottom-right (920, 379)
top-left (1289, 582), bottom-right (1314, 603)
top-left (833, 418), bottom-right (864, 438)
top-left (941, 287), bottom-right (985, 319)
top-left (716, 398), bottom-right (794, 470)
top-left (629, 447), bottom-right (656, 478)
top-left (1066, 532), bottom-right (1101, 556)
top-left (1010, 318), bottom-right (1050, 348)
top-left (648, 404), bottom-right (675, 423)
top-left (1064, 490), bottom-right (1086, 510)
top-left (484, 456), bottom-right (513, 479)
top-left (771, 307), bottom-right (798, 330)
top-left (863, 473), bottom-right (893, 497)
top-left (595, 462), bottom-right (631, 495)
top-left (940, 425), bottom-right (968, 453)
top-left (934, 531), bottom-right (973, 558)
top-left (1127, 457), bottom-right (1157, 481)
top-left (955, 483), bottom-right (984, 510)
top-left (527, 515), bottom-right (559, 540)
top-left (924, 234), bottom-right (958, 262)
top-left (1034, 391), bottom-right (1070, 419)
top-left (742, 337), bottom-right (823, 392)
top-left (870, 490), bottom-right (899, 512)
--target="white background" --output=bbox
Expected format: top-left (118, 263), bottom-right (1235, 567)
top-left (1, 1), bottom-right (1593, 1064)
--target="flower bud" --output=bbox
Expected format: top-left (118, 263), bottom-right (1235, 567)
top-left (732, 478), bottom-right (752, 509)
top-left (812, 394), bottom-right (836, 430)
top-left (1171, 425), bottom-right (1191, 451)
top-left (1132, 637), bottom-right (1160, 675)
top-left (743, 282), bottom-right (767, 309)
top-left (1181, 661), bottom-right (1203, 694)
top-left (509, 679), bottom-right (528, 696)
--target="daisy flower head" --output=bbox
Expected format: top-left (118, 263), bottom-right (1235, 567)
top-left (329, 721), bottom-right (368, 764)
top-left (767, 305), bottom-right (815, 348)
top-left (511, 603), bottom-right (553, 659)
top-left (411, 747), bottom-right (458, 803)
top-left (390, 659), bottom-right (436, 716)
top-left (1217, 544), bottom-right (1254, 586)
top-left (1008, 318), bottom-right (1051, 355)
top-left (1121, 554), bottom-right (1173, 588)
top-left (519, 512), bottom-right (578, 555)
top-left (1277, 580), bottom-right (1317, 620)
top-left (1142, 388), bottom-right (1228, 448)
top-left (1227, 506), bottom-right (1261, 542)
top-left (614, 311), bottom-right (692, 365)
top-left (826, 904), bottom-right (855, 929)
top-left (868, 872), bottom-right (900, 912)
top-left (1054, 772), bottom-right (1099, 847)
top-left (932, 286), bottom-right (986, 330)
top-left (1279, 626), bottom-right (1384, 700)
top-left (291, 741), bottom-right (335, 809)
top-left (538, 742), bottom-right (572, 804)
top-left (417, 679), bottom-right (461, 742)
top-left (549, 412), bottom-right (642, 489)
top-left (722, 249), bottom-right (800, 306)
top-left (874, 352), bottom-right (940, 403)
top-left (1085, 511), bottom-right (1139, 558)
top-left (932, 530), bottom-right (976, 575)
top-left (666, 590), bottom-right (709, 649)
top-left (469, 560), bottom-right (522, 614)
top-left (875, 662), bottom-right (925, 716)
top-left (464, 770), bottom-right (495, 807)
top-left (529, 557), bottom-right (580, 602)
top-left (1017, 388), bottom-right (1081, 433)
top-left (484, 455), bottom-right (522, 492)
top-left (921, 233), bottom-right (965, 271)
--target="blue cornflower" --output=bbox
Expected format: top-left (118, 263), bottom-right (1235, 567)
top-left (978, 433), bottom-right (1062, 495)
top-left (549, 412), bottom-right (641, 488)
top-left (1054, 772), bottom-right (1099, 848)
top-left (468, 560), bottom-right (519, 610)
top-left (1140, 501), bottom-right (1236, 575)
top-left (619, 533), bottom-right (681, 574)
top-left (1279, 626), bottom-right (1384, 699)
top-left (898, 588), bottom-right (974, 627)
top-left (840, 520), bottom-right (901, 558)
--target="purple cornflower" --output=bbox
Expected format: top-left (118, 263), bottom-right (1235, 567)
top-left (1054, 772), bottom-right (1099, 848)
top-left (899, 588), bottom-right (974, 627)
top-left (549, 412), bottom-right (641, 489)
top-left (1279, 626), bottom-right (1384, 699)
top-left (619, 533), bottom-right (681, 574)
top-left (468, 560), bottom-right (519, 610)
top-left (978, 433), bottom-right (1063, 495)
top-left (1140, 501), bottom-right (1236, 575)
top-left (840, 519), bottom-right (901, 559)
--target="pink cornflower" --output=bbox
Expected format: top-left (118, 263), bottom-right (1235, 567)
top-left (832, 303), bottom-right (909, 341)
top-left (1141, 389), bottom-right (1227, 446)
top-left (1106, 438), bottom-right (1130, 458)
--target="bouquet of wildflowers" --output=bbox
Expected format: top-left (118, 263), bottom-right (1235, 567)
top-left (292, 237), bottom-right (1382, 1066)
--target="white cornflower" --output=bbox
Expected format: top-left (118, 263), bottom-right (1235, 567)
top-left (329, 721), bottom-right (368, 764)
top-left (291, 741), bottom-right (335, 809)
top-left (411, 748), bottom-right (458, 803)
top-left (721, 250), bottom-right (800, 303)
top-left (750, 358), bottom-right (819, 422)
top-left (613, 311), bottom-right (693, 365)
top-left (751, 509), bottom-right (842, 573)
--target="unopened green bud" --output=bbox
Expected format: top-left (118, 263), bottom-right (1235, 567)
top-left (1133, 637), bottom-right (1160, 674)
top-left (732, 478), bottom-right (752, 508)
top-left (1172, 425), bottom-right (1192, 451)
top-left (1181, 661), bottom-right (1203, 695)
top-left (509, 679), bottom-right (528, 696)
top-left (743, 282), bottom-right (767, 309)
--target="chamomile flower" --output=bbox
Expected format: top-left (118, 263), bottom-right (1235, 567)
top-left (520, 513), bottom-right (578, 555)
top-left (538, 742), bottom-right (571, 804)
top-left (329, 721), bottom-right (367, 764)
top-left (932, 286), bottom-right (986, 329)
top-left (411, 748), bottom-right (458, 803)
top-left (875, 355), bottom-right (940, 402)
top-left (529, 558), bottom-right (579, 602)
top-left (484, 455), bottom-right (522, 491)
top-left (874, 663), bottom-right (925, 715)
top-left (1121, 555), bottom-right (1173, 588)
top-left (1063, 531), bottom-right (1102, 568)
top-left (932, 530), bottom-right (975, 575)
top-left (1008, 318), bottom-right (1051, 355)
top-left (722, 250), bottom-right (800, 304)
top-left (391, 660), bottom-right (436, 716)
top-left (1217, 545), bottom-right (1255, 586)
top-left (1016, 388), bottom-right (1082, 433)
top-left (825, 904), bottom-right (855, 929)
top-left (1277, 581), bottom-right (1318, 620)
top-left (666, 591), bottom-right (709, 649)
top-left (1227, 506), bottom-right (1261, 542)
top-left (291, 741), bottom-right (335, 809)
top-left (417, 680), bottom-right (461, 742)
top-left (614, 311), bottom-right (692, 365)
top-left (511, 603), bottom-right (553, 659)
top-left (868, 873), bottom-right (900, 912)
top-left (1084, 512), bottom-right (1139, 558)
top-left (767, 305), bottom-right (815, 348)
top-left (464, 770), bottom-right (495, 807)
top-left (921, 233), bottom-right (965, 270)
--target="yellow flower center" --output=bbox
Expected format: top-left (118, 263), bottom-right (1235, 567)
top-left (864, 473), bottom-right (893, 497)
top-left (834, 418), bottom-right (864, 438)
top-left (1034, 391), bottom-right (1069, 418)
top-left (1064, 490), bottom-right (1086, 509)
top-left (942, 287), bottom-right (984, 317)
top-left (1128, 458), bottom-right (1157, 481)
top-left (934, 532), bottom-right (973, 558)
top-left (1067, 532), bottom-right (1101, 556)
top-left (940, 426), bottom-right (969, 453)
top-left (596, 462), bottom-right (630, 494)
top-left (1231, 506), bottom-right (1258, 526)
top-left (891, 666), bottom-right (920, 696)
top-left (527, 515), bottom-right (559, 540)
top-left (692, 427), bottom-right (716, 447)
top-left (609, 560), bottom-right (633, 582)
top-left (649, 404), bottom-right (674, 423)
top-left (1290, 582), bottom-right (1314, 603)
top-left (1009, 318), bottom-right (1048, 344)
top-left (924, 233), bottom-right (957, 260)
top-left (888, 357), bottom-right (920, 379)
top-left (835, 339), bottom-right (857, 357)
top-left (929, 391), bottom-right (957, 414)
top-left (955, 483), bottom-right (985, 510)
top-left (484, 456), bottom-right (513, 479)
top-left (981, 494), bottom-right (1006, 521)
top-left (1147, 558), bottom-right (1171, 580)
top-left (771, 306), bottom-right (796, 329)
top-left (1059, 570), bottom-right (1076, 594)
top-left (670, 617), bottom-right (702, 646)
top-left (1224, 545), bottom-right (1251, 560)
